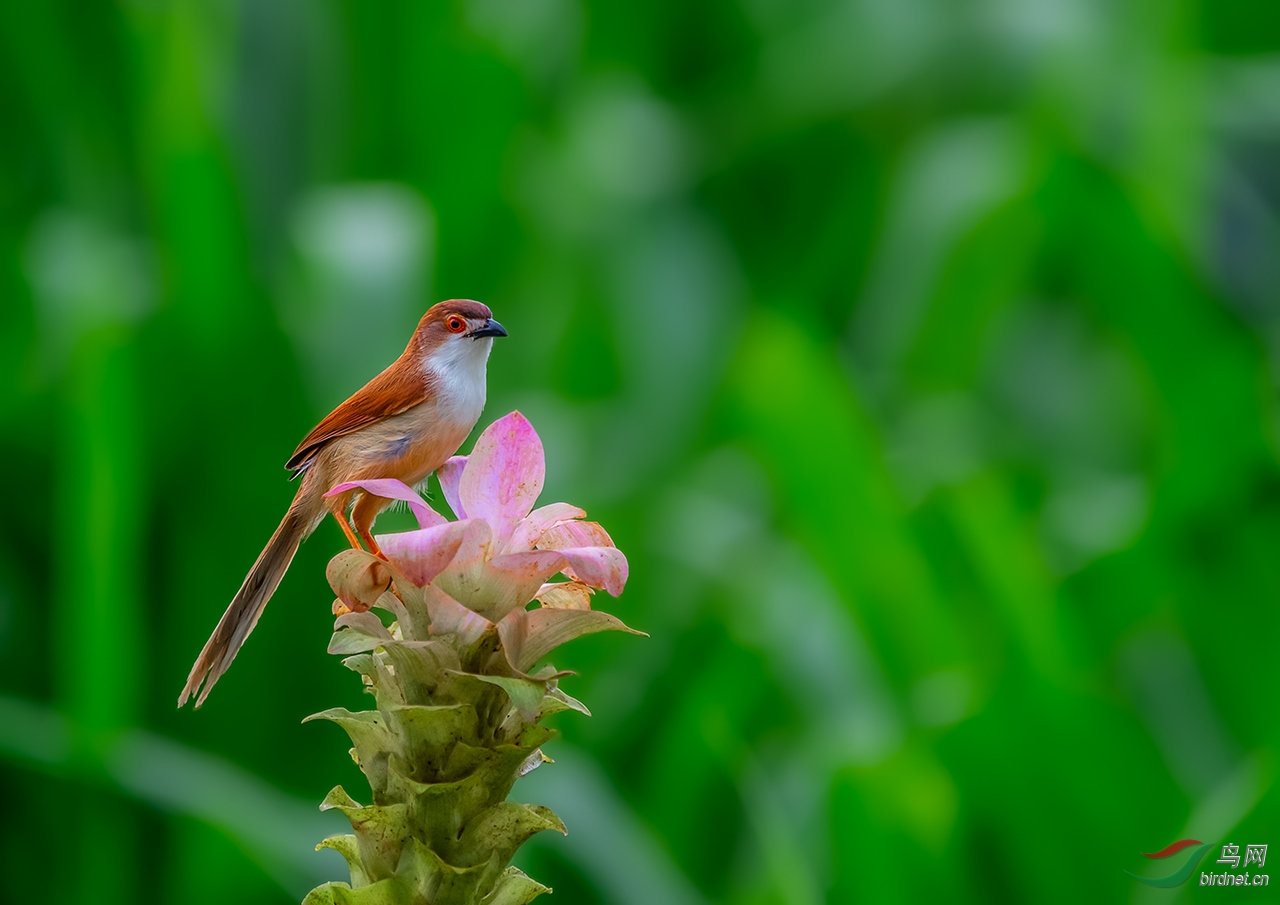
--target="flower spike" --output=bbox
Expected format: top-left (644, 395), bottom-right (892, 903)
top-left (305, 412), bottom-right (641, 905)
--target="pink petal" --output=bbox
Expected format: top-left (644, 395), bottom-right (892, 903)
top-left (325, 479), bottom-right (446, 529)
top-left (377, 519), bottom-right (474, 587)
top-left (437, 456), bottom-right (468, 519)
top-left (556, 547), bottom-right (628, 596)
top-left (459, 412), bottom-right (545, 537)
top-left (508, 502), bottom-right (587, 552)
top-left (536, 520), bottom-right (615, 551)
top-left (437, 549), bottom-right (565, 624)
top-left (485, 550), bottom-right (570, 620)
top-left (431, 519), bottom-right (495, 609)
top-left (437, 518), bottom-right (494, 578)
top-left (489, 550), bottom-right (568, 583)
top-left (423, 584), bottom-right (491, 645)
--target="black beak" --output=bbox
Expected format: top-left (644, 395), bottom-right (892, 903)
top-left (470, 318), bottom-right (507, 339)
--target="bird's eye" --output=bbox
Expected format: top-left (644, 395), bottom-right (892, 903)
top-left (446, 316), bottom-right (467, 334)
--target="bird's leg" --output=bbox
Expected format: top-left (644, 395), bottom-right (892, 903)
top-left (331, 511), bottom-right (363, 550)
top-left (351, 493), bottom-right (390, 561)
top-left (330, 511), bottom-right (366, 616)
top-left (358, 527), bottom-right (387, 561)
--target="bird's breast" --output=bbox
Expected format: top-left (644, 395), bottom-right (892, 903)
top-left (427, 345), bottom-right (489, 430)
top-left (315, 346), bottom-right (490, 515)
top-left (322, 398), bottom-right (475, 489)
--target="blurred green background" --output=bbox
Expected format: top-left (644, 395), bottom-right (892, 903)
top-left (3, 1), bottom-right (1280, 902)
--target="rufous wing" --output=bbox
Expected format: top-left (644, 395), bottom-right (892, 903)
top-left (286, 356), bottom-right (431, 474)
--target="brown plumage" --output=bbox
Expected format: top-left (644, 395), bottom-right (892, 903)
top-left (179, 300), bottom-right (506, 707)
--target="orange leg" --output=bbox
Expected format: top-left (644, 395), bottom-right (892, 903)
top-left (359, 527), bottom-right (386, 561)
top-left (351, 493), bottom-right (389, 561)
top-left (332, 511), bottom-right (363, 550)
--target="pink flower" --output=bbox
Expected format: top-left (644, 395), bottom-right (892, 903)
top-left (327, 411), bottom-right (637, 675)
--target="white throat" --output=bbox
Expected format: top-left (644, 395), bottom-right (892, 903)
top-left (424, 336), bottom-right (491, 425)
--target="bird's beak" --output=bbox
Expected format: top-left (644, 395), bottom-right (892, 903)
top-left (470, 318), bottom-right (508, 339)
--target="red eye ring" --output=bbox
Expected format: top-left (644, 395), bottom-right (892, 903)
top-left (446, 316), bottom-right (467, 334)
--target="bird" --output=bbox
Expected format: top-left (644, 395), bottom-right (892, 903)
top-left (179, 299), bottom-right (507, 708)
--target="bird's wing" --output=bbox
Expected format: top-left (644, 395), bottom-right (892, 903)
top-left (286, 358), bottom-right (429, 474)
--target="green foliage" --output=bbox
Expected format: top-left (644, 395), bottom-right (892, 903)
top-left (4, 2), bottom-right (1280, 904)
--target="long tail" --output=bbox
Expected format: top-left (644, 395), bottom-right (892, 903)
top-left (179, 500), bottom-right (319, 708)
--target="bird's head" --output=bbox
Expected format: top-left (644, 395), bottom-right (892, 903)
top-left (414, 300), bottom-right (507, 381)
top-left (418, 299), bottom-right (507, 345)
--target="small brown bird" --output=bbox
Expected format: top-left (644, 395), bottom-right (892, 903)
top-left (179, 300), bottom-right (507, 707)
